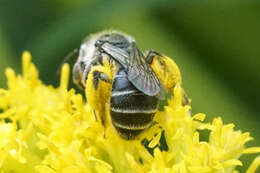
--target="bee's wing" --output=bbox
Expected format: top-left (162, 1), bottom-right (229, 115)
top-left (127, 43), bottom-right (160, 96)
top-left (100, 42), bottom-right (130, 69)
top-left (100, 42), bottom-right (160, 96)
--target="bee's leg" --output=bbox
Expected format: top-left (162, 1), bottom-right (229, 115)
top-left (93, 109), bottom-right (97, 121)
top-left (146, 50), bottom-right (181, 91)
top-left (145, 50), bottom-right (161, 64)
top-left (92, 71), bottom-right (111, 89)
top-left (85, 65), bottom-right (113, 138)
top-left (146, 50), bottom-right (190, 105)
top-left (182, 89), bottom-right (191, 106)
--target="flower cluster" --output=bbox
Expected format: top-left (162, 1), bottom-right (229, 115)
top-left (0, 52), bottom-right (259, 173)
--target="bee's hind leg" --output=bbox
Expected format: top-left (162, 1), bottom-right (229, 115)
top-left (145, 50), bottom-right (162, 64)
top-left (146, 50), bottom-right (191, 106)
top-left (145, 50), bottom-right (182, 91)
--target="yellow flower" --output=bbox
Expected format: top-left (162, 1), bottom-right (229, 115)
top-left (0, 51), bottom-right (259, 173)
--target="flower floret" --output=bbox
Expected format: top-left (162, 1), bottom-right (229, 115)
top-left (0, 52), bottom-right (259, 173)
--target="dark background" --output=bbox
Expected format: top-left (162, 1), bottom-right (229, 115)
top-left (0, 0), bottom-right (259, 171)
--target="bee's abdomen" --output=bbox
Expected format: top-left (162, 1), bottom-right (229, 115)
top-left (110, 69), bottom-right (159, 139)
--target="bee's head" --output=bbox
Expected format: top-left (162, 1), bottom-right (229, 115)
top-left (72, 30), bottom-right (135, 89)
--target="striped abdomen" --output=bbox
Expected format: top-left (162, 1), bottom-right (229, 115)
top-left (110, 69), bottom-right (159, 139)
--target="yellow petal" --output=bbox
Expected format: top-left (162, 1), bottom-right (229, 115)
top-left (125, 152), bottom-right (144, 173)
top-left (222, 159), bottom-right (242, 167)
top-left (192, 113), bottom-right (206, 121)
top-left (246, 156), bottom-right (260, 173)
top-left (88, 157), bottom-right (113, 171)
top-left (22, 51), bottom-right (32, 77)
top-left (243, 147), bottom-right (260, 154)
top-left (188, 166), bottom-right (211, 173)
top-left (148, 132), bottom-right (162, 148)
top-left (59, 63), bottom-right (70, 91)
top-left (35, 165), bottom-right (57, 173)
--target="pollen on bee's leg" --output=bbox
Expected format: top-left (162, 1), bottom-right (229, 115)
top-left (103, 128), bottom-right (106, 139)
top-left (101, 114), bottom-right (107, 139)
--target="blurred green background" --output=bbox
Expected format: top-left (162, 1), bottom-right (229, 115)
top-left (0, 0), bottom-right (259, 171)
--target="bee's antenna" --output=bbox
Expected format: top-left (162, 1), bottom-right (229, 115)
top-left (57, 48), bottom-right (79, 77)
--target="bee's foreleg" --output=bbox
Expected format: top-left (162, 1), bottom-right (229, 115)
top-left (85, 64), bottom-right (113, 137)
top-left (92, 70), bottom-right (112, 89)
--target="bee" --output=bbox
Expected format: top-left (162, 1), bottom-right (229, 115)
top-left (71, 30), bottom-right (183, 139)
